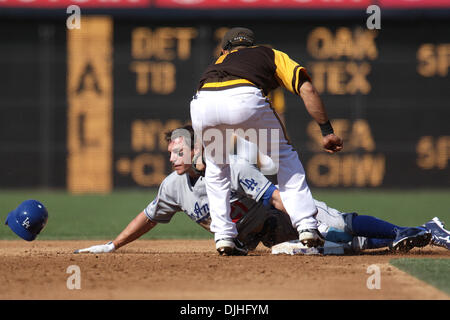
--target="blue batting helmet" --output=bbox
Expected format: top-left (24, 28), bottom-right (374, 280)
top-left (5, 200), bottom-right (48, 241)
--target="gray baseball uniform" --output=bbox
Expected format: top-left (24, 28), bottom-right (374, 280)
top-left (144, 156), bottom-right (272, 232)
top-left (145, 155), bottom-right (354, 249)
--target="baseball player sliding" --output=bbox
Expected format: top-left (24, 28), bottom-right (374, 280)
top-left (75, 126), bottom-right (450, 255)
top-left (190, 27), bottom-right (343, 255)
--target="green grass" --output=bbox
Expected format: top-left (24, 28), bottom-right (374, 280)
top-left (0, 189), bottom-right (210, 240)
top-left (390, 258), bottom-right (450, 295)
top-left (1, 189), bottom-right (449, 240)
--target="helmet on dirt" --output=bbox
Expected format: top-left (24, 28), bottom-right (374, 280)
top-left (5, 200), bottom-right (48, 241)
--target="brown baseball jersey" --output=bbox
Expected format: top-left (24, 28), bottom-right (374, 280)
top-left (198, 45), bottom-right (311, 96)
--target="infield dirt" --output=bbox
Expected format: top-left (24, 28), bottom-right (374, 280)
top-left (0, 240), bottom-right (448, 300)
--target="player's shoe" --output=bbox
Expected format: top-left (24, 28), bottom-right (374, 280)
top-left (423, 217), bottom-right (450, 250)
top-left (350, 236), bottom-right (368, 253)
top-left (299, 229), bottom-right (325, 248)
top-left (215, 238), bottom-right (248, 256)
top-left (390, 227), bottom-right (432, 252)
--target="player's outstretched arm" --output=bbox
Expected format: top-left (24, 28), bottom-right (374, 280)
top-left (74, 211), bottom-right (157, 254)
top-left (112, 211), bottom-right (157, 250)
top-left (299, 81), bottom-right (343, 154)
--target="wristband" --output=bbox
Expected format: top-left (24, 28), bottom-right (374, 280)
top-left (261, 184), bottom-right (277, 208)
top-left (319, 120), bottom-right (334, 137)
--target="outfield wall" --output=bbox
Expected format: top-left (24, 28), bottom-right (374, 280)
top-left (0, 15), bottom-right (449, 190)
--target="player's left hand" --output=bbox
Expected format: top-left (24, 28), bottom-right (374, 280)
top-left (322, 134), bottom-right (343, 153)
top-left (74, 241), bottom-right (115, 254)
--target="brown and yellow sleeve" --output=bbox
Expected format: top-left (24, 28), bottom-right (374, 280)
top-left (273, 49), bottom-right (311, 96)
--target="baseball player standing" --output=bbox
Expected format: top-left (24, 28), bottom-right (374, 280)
top-left (190, 27), bottom-right (343, 255)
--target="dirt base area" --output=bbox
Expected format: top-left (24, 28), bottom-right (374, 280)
top-left (0, 240), bottom-right (448, 300)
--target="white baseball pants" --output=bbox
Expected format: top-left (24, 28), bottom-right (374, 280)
top-left (190, 86), bottom-right (318, 241)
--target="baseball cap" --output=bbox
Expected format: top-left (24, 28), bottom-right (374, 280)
top-left (221, 27), bottom-right (255, 50)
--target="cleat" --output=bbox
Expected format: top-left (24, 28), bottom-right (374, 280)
top-left (215, 238), bottom-right (248, 256)
top-left (299, 229), bottom-right (325, 248)
top-left (351, 236), bottom-right (368, 253)
top-left (390, 227), bottom-right (432, 253)
top-left (423, 217), bottom-right (450, 250)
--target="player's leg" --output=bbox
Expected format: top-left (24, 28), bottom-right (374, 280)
top-left (315, 198), bottom-right (425, 239)
top-left (315, 200), bottom-right (432, 252)
top-left (203, 157), bottom-right (247, 255)
top-left (191, 93), bottom-right (234, 254)
top-left (351, 215), bottom-right (431, 251)
top-left (203, 158), bottom-right (234, 238)
top-left (276, 149), bottom-right (320, 241)
top-left (352, 235), bottom-right (434, 253)
top-left (191, 88), bottom-right (260, 255)
top-left (314, 199), bottom-right (403, 239)
top-left (256, 105), bottom-right (321, 246)
top-left (351, 215), bottom-right (403, 239)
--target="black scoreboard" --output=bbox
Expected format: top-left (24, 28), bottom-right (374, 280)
top-left (0, 18), bottom-right (449, 191)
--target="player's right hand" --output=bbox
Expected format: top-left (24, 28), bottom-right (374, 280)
top-left (322, 134), bottom-right (343, 153)
top-left (74, 241), bottom-right (115, 254)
